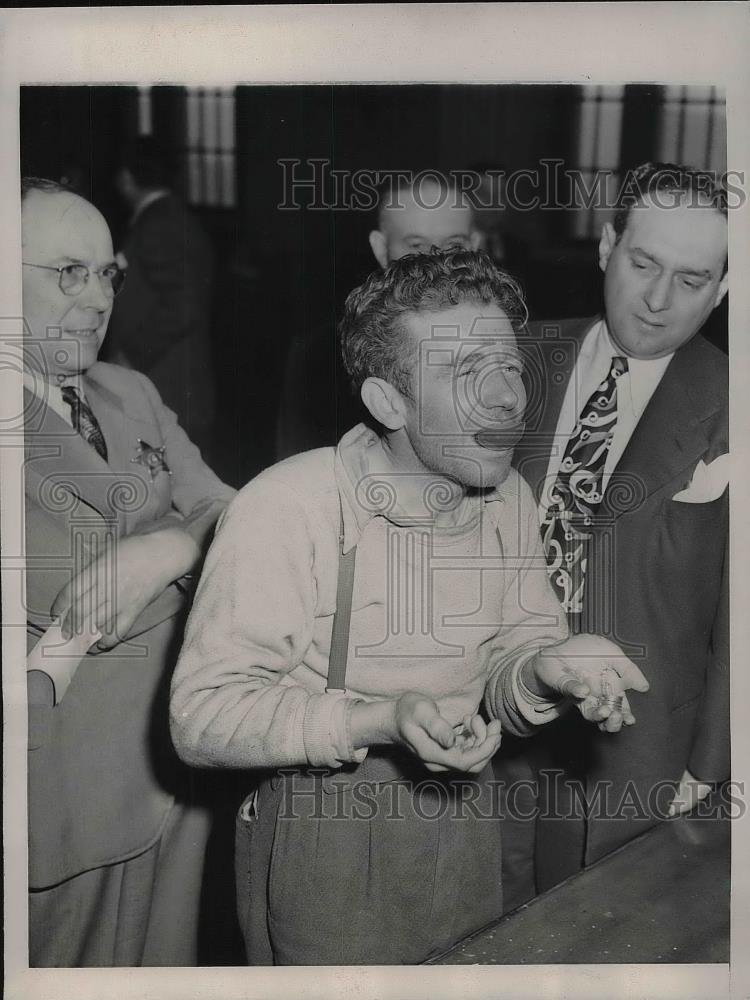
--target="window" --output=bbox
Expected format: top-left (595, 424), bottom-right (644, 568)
top-left (658, 86), bottom-right (726, 173)
top-left (572, 85), bottom-right (626, 240)
top-left (185, 87), bottom-right (236, 208)
top-left (571, 85), bottom-right (727, 240)
top-left (137, 85), bottom-right (152, 136)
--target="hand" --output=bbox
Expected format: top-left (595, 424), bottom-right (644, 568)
top-left (526, 635), bottom-right (650, 733)
top-left (51, 528), bottom-right (199, 650)
top-left (668, 769), bottom-right (713, 817)
top-left (389, 693), bottom-right (502, 773)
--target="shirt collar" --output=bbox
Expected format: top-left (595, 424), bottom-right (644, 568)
top-left (598, 320), bottom-right (674, 416)
top-left (23, 368), bottom-right (83, 399)
top-left (333, 423), bottom-right (509, 553)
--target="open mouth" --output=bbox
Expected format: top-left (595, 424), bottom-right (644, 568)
top-left (474, 423), bottom-right (525, 451)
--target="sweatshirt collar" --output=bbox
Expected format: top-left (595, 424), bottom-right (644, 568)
top-left (334, 423), bottom-right (509, 553)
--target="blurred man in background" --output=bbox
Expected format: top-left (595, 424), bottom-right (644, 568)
top-left (275, 172), bottom-right (481, 459)
top-left (108, 137), bottom-right (216, 457)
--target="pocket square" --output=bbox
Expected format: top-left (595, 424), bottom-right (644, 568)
top-left (672, 453), bottom-right (729, 503)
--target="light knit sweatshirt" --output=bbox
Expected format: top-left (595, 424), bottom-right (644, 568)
top-left (170, 425), bottom-right (569, 770)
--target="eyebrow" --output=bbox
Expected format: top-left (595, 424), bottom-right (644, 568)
top-left (456, 346), bottom-right (523, 367)
top-left (54, 255), bottom-right (118, 268)
top-left (630, 247), bottom-right (713, 279)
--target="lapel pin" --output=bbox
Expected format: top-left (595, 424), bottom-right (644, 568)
top-left (131, 439), bottom-right (171, 480)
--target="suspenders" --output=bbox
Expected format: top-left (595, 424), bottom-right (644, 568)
top-left (325, 500), bottom-right (357, 694)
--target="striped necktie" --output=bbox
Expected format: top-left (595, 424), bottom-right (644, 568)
top-left (61, 385), bottom-right (109, 462)
top-left (541, 356), bottom-right (628, 618)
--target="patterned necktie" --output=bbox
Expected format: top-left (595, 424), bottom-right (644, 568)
top-left (541, 356), bottom-right (628, 617)
top-left (61, 385), bottom-right (109, 462)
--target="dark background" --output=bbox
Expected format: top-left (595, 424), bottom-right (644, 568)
top-left (20, 84), bottom-right (728, 488)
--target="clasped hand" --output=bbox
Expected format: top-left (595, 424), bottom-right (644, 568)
top-left (51, 528), bottom-right (199, 650)
top-left (390, 692), bottom-right (502, 774)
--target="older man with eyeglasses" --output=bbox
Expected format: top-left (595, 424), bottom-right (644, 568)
top-left (20, 177), bottom-right (235, 966)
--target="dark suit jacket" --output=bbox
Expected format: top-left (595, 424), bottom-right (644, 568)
top-left (107, 194), bottom-right (215, 449)
top-left (276, 322), bottom-right (369, 461)
top-left (513, 317), bottom-right (728, 876)
top-left (25, 362), bottom-right (235, 888)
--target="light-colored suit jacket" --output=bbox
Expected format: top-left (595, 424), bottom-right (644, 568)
top-left (24, 361), bottom-right (235, 888)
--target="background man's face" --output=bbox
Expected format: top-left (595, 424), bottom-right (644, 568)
top-left (22, 190), bottom-right (115, 378)
top-left (400, 301), bottom-right (526, 490)
top-left (600, 194), bottom-right (728, 360)
top-left (370, 182), bottom-right (479, 267)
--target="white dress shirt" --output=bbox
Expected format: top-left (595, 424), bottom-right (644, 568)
top-left (539, 319), bottom-right (673, 520)
top-left (23, 369), bottom-right (87, 429)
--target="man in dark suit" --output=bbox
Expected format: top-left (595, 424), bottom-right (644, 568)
top-left (107, 138), bottom-right (216, 456)
top-left (504, 162), bottom-right (729, 897)
top-left (21, 177), bottom-right (235, 965)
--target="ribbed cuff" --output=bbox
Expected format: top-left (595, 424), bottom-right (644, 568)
top-left (302, 691), bottom-right (368, 767)
top-left (511, 655), bottom-right (567, 726)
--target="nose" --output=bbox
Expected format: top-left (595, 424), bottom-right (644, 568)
top-left (479, 368), bottom-right (525, 415)
top-left (78, 270), bottom-right (112, 312)
top-left (643, 272), bottom-right (673, 313)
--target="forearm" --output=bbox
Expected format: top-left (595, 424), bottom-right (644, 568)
top-left (169, 479), bottom-right (363, 771)
top-left (134, 525), bottom-right (201, 582)
top-left (172, 672), bottom-right (333, 769)
top-left (136, 500), bottom-right (229, 557)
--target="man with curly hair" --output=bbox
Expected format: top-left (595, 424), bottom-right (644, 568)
top-left (171, 248), bottom-right (648, 965)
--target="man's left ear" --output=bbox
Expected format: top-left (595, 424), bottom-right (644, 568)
top-left (360, 377), bottom-right (407, 431)
top-left (469, 230), bottom-right (482, 251)
top-left (714, 271), bottom-right (729, 309)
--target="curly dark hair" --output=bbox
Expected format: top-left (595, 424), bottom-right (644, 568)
top-left (613, 161), bottom-right (728, 235)
top-left (340, 247), bottom-right (528, 399)
top-left (612, 162), bottom-right (728, 277)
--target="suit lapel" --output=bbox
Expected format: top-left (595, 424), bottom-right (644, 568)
top-left (517, 317), bottom-right (598, 505)
top-left (23, 386), bottom-right (121, 525)
top-left (601, 338), bottom-right (716, 519)
top-left (84, 367), bottom-right (172, 530)
top-left (84, 375), bottom-right (131, 469)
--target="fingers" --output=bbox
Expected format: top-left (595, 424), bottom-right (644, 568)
top-left (559, 673), bottom-right (591, 701)
top-left (423, 716), bottom-right (456, 750)
top-left (50, 586), bottom-right (73, 624)
top-left (619, 658), bottom-right (650, 693)
top-left (619, 693), bottom-right (636, 726)
top-left (417, 727), bottom-right (501, 774)
top-left (467, 714), bottom-right (487, 749)
top-left (667, 775), bottom-right (712, 817)
top-left (463, 732), bottom-right (503, 773)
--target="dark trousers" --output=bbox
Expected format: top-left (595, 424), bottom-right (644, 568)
top-left (235, 753), bottom-right (504, 965)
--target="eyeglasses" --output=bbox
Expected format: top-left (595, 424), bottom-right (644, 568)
top-left (22, 261), bottom-right (126, 297)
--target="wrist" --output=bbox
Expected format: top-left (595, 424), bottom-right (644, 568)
top-left (521, 654), bottom-right (555, 699)
top-left (350, 699), bottom-right (397, 750)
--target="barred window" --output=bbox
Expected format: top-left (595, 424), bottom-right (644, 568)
top-left (658, 86), bottom-right (726, 174)
top-left (571, 85), bottom-right (626, 240)
top-left (186, 87), bottom-right (236, 208)
top-left (137, 85), bottom-right (152, 137)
